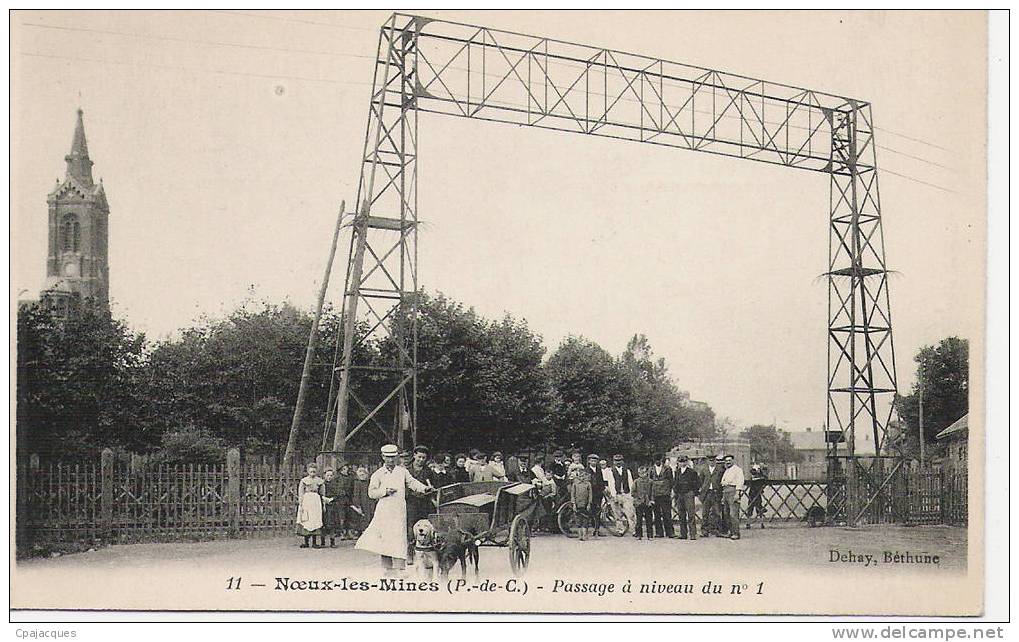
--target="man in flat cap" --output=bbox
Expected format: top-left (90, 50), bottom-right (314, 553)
top-left (585, 453), bottom-right (607, 536)
top-left (673, 455), bottom-right (701, 540)
top-left (721, 454), bottom-right (746, 540)
top-left (698, 454), bottom-right (726, 537)
top-left (405, 445), bottom-right (437, 565)
top-left (355, 444), bottom-right (434, 575)
top-left (605, 454), bottom-right (636, 536)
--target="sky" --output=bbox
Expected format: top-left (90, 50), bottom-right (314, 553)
top-left (10, 10), bottom-right (987, 432)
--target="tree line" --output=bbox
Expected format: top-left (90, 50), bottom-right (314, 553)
top-left (16, 292), bottom-right (720, 462)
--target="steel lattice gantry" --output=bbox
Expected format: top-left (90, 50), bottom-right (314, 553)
top-left (327, 14), bottom-right (898, 520)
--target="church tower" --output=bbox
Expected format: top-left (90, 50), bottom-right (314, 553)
top-left (42, 109), bottom-right (110, 313)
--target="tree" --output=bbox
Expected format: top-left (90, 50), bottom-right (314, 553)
top-left (895, 336), bottom-right (969, 452)
top-left (547, 336), bottom-right (636, 453)
top-left (398, 292), bottom-right (555, 453)
top-left (618, 334), bottom-right (716, 451)
top-left (144, 301), bottom-right (352, 456)
top-left (16, 302), bottom-right (150, 457)
top-left (739, 424), bottom-right (800, 464)
top-left (149, 425), bottom-right (227, 465)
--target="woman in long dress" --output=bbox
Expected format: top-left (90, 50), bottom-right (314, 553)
top-left (355, 444), bottom-right (433, 575)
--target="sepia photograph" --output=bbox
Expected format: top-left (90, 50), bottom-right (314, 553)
top-left (9, 9), bottom-right (991, 618)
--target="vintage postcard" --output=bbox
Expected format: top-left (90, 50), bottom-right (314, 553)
top-left (10, 10), bottom-right (987, 616)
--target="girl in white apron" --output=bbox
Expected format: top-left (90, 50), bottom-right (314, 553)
top-left (296, 462), bottom-right (325, 548)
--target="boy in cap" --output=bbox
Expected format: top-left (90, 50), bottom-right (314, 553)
top-left (673, 455), bottom-right (701, 539)
top-left (569, 467), bottom-right (594, 540)
top-left (632, 465), bottom-right (655, 540)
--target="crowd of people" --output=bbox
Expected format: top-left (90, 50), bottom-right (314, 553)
top-left (295, 443), bottom-right (770, 571)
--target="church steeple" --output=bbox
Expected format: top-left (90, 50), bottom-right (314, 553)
top-left (64, 108), bottom-right (93, 187)
top-left (42, 106), bottom-right (110, 313)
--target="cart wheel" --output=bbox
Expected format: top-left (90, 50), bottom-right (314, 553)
top-left (557, 503), bottom-right (579, 538)
top-left (509, 515), bottom-right (531, 575)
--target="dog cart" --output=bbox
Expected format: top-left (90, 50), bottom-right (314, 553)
top-left (429, 481), bottom-right (539, 575)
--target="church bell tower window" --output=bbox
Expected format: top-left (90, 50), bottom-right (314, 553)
top-left (61, 214), bottom-right (80, 253)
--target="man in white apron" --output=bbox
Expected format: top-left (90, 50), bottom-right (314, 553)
top-left (355, 444), bottom-right (434, 575)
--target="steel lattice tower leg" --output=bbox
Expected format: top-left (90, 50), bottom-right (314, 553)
top-left (826, 101), bottom-right (899, 525)
top-left (332, 15), bottom-right (420, 451)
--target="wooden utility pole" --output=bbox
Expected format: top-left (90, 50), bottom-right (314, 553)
top-left (918, 360), bottom-right (926, 466)
top-left (282, 202), bottom-right (346, 469)
top-left (332, 203), bottom-right (371, 453)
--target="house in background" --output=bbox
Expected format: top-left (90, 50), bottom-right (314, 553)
top-left (781, 427), bottom-right (824, 480)
top-left (935, 413), bottom-right (968, 473)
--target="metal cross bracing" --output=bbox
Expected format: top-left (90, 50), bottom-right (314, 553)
top-left (326, 14), bottom-right (899, 522)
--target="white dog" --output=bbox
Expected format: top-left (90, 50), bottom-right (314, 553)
top-left (412, 519), bottom-right (439, 579)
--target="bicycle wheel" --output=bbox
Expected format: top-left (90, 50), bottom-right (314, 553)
top-left (557, 503), bottom-right (580, 538)
top-left (600, 502), bottom-right (627, 536)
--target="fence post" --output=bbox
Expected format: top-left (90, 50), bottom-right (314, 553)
top-left (227, 448), bottom-right (241, 538)
top-left (939, 467), bottom-right (947, 525)
top-left (15, 459), bottom-right (28, 548)
top-left (100, 448), bottom-right (114, 541)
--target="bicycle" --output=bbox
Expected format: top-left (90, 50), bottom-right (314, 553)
top-left (557, 496), bottom-right (628, 537)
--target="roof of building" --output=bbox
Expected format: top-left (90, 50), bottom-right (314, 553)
top-left (789, 430), bottom-right (826, 451)
top-left (935, 414), bottom-right (968, 441)
top-left (41, 276), bottom-right (77, 294)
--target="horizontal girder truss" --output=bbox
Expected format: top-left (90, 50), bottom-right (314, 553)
top-left (395, 14), bottom-right (871, 174)
top-left (329, 15), bottom-right (900, 525)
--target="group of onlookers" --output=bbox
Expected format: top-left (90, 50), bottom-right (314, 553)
top-left (294, 462), bottom-right (377, 548)
top-left (296, 444), bottom-right (768, 553)
top-left (402, 446), bottom-right (757, 542)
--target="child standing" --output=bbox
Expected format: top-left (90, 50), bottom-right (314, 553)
top-left (334, 463), bottom-right (355, 539)
top-left (633, 465), bottom-right (655, 540)
top-left (569, 467), bottom-right (594, 540)
top-left (296, 462), bottom-right (325, 548)
top-left (321, 468), bottom-right (348, 547)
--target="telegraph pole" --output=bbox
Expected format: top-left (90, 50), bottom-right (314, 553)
top-left (283, 202), bottom-right (346, 469)
top-left (918, 360), bottom-right (926, 466)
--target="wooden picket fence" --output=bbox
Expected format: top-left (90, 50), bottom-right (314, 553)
top-left (16, 449), bottom-right (308, 546)
top-left (902, 467), bottom-right (968, 526)
top-left (16, 450), bottom-right (968, 548)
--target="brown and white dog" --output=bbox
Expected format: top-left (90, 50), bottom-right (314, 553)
top-left (412, 519), bottom-right (440, 579)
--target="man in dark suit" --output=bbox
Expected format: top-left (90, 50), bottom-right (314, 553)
top-left (699, 454), bottom-right (726, 537)
top-left (549, 450), bottom-right (568, 500)
top-left (585, 453), bottom-right (607, 536)
top-left (673, 455), bottom-right (701, 539)
top-left (649, 455), bottom-right (676, 538)
top-left (514, 453), bottom-right (536, 483)
top-left (405, 445), bottom-right (437, 563)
